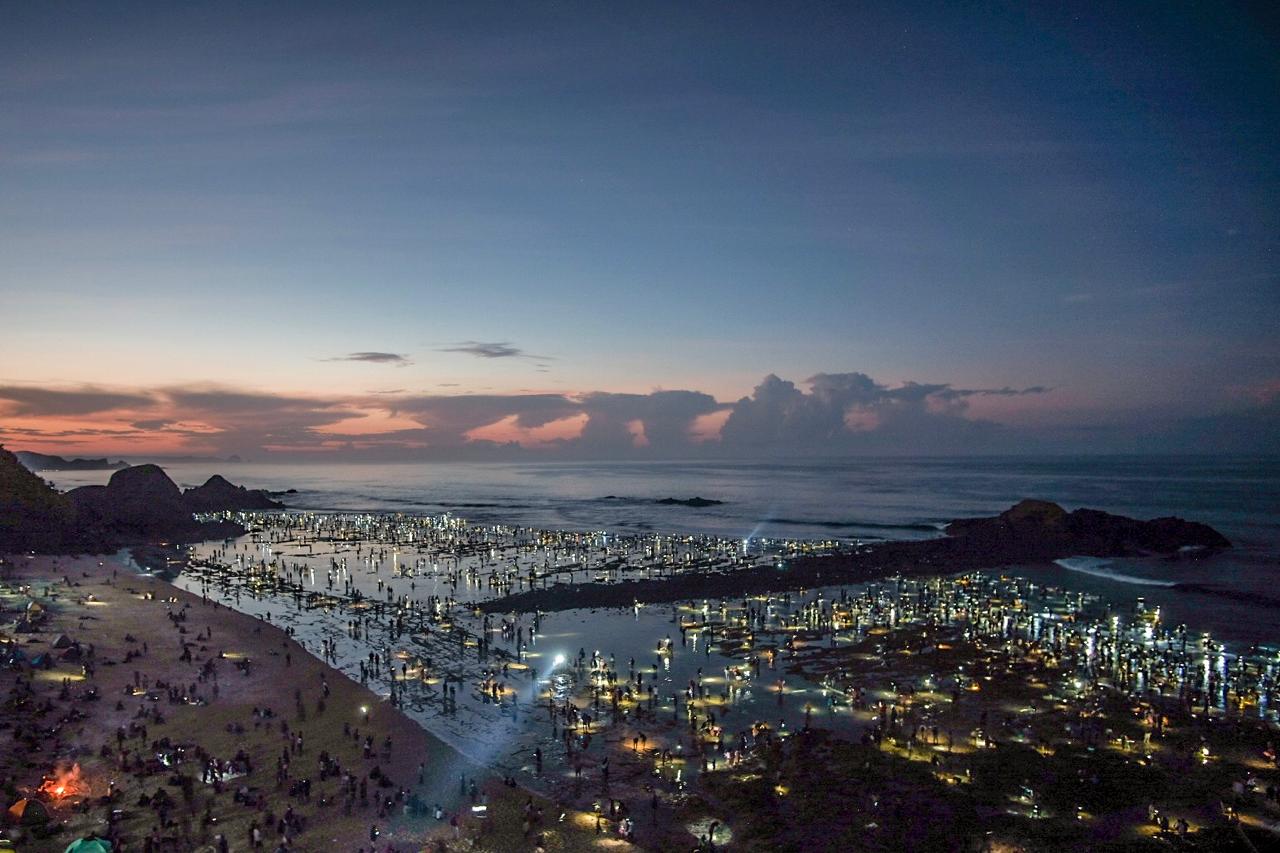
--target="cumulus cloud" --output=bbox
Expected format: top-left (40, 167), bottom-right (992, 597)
top-left (323, 352), bottom-right (411, 366)
top-left (718, 373), bottom-right (1050, 454)
top-left (575, 390), bottom-right (724, 452)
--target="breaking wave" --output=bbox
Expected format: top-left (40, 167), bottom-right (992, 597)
top-left (1054, 557), bottom-right (1176, 587)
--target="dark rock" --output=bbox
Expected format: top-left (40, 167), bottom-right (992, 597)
top-left (0, 446), bottom-right (80, 552)
top-left (0, 450), bottom-right (250, 553)
top-left (183, 475), bottom-right (284, 512)
top-left (944, 499), bottom-right (1230, 556)
top-left (655, 496), bottom-right (724, 508)
top-left (68, 465), bottom-right (195, 539)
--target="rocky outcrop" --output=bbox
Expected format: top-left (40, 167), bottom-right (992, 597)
top-left (655, 496), bottom-right (724, 508)
top-left (944, 499), bottom-right (1230, 556)
top-left (68, 465), bottom-right (209, 542)
top-left (0, 447), bottom-right (81, 552)
top-left (0, 448), bottom-right (261, 553)
top-left (183, 475), bottom-right (284, 513)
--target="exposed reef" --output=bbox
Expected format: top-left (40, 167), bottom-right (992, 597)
top-left (480, 499), bottom-right (1231, 613)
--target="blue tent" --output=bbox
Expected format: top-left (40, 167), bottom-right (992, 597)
top-left (64, 838), bottom-right (112, 853)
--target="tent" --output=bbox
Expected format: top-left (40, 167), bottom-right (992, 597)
top-left (59, 646), bottom-right (82, 662)
top-left (29, 654), bottom-right (53, 670)
top-left (52, 635), bottom-right (73, 649)
top-left (6, 797), bottom-right (48, 825)
top-left (64, 837), bottom-right (113, 853)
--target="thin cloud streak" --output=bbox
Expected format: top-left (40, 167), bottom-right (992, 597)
top-left (439, 341), bottom-right (551, 361)
top-left (323, 352), bottom-right (412, 366)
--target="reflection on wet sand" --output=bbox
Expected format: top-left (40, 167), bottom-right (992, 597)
top-left (168, 511), bottom-right (1280, 849)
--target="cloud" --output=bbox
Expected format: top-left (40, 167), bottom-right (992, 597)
top-left (575, 390), bottom-right (724, 452)
top-left (323, 352), bottom-right (412, 366)
top-left (0, 385), bottom-right (157, 416)
top-left (934, 385), bottom-right (1051, 399)
top-left (717, 373), bottom-right (1049, 454)
top-left (0, 373), bottom-right (1050, 459)
top-left (439, 341), bottom-right (550, 360)
top-left (8, 370), bottom-right (1271, 459)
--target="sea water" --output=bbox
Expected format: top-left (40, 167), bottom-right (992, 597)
top-left (46, 455), bottom-right (1280, 644)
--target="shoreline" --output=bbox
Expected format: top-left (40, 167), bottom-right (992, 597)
top-left (0, 552), bottom-right (644, 852)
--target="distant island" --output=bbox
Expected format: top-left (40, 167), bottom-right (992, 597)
top-left (15, 451), bottom-right (129, 472)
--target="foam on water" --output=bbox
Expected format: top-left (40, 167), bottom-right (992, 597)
top-left (1053, 557), bottom-right (1177, 588)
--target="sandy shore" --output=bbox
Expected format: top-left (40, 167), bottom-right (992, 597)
top-left (0, 552), bottom-right (643, 852)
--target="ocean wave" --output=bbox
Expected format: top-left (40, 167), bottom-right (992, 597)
top-left (1054, 557), bottom-right (1176, 587)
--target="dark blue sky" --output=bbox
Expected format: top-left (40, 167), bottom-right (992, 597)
top-left (1, 2), bottom-right (1277, 457)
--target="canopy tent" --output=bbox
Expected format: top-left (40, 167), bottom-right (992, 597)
top-left (64, 837), bottom-right (113, 853)
top-left (6, 797), bottom-right (48, 825)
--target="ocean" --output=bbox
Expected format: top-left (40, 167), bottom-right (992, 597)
top-left (44, 455), bottom-right (1280, 645)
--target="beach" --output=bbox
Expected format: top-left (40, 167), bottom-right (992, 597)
top-left (0, 552), bottom-right (645, 852)
top-left (3, 479), bottom-right (1278, 851)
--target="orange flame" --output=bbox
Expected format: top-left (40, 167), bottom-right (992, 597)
top-left (39, 763), bottom-right (87, 800)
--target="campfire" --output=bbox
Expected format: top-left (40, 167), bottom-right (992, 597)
top-left (39, 763), bottom-right (88, 801)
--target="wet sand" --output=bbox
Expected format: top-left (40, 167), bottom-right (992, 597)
top-left (0, 552), bottom-right (648, 851)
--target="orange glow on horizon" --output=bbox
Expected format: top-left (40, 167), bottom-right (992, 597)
top-left (464, 412), bottom-right (589, 448)
top-left (312, 409), bottom-right (425, 436)
top-left (689, 409), bottom-right (730, 443)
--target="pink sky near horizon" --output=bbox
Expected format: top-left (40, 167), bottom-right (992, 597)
top-left (0, 374), bottom-right (1101, 458)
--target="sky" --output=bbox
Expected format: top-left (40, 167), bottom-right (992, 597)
top-left (1, 1), bottom-right (1277, 460)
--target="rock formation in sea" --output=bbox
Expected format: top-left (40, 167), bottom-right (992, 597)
top-left (182, 475), bottom-right (284, 512)
top-left (655, 496), bottom-right (724, 507)
top-left (943, 498), bottom-right (1230, 556)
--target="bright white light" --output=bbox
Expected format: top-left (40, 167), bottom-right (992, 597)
top-left (553, 654), bottom-right (566, 667)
